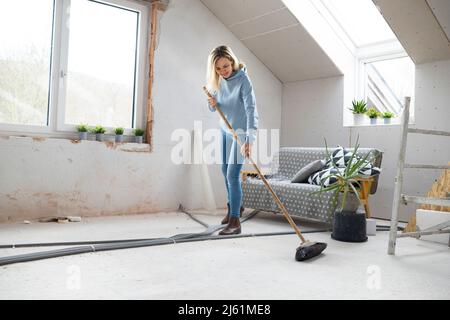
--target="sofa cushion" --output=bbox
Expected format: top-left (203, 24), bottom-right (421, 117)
top-left (308, 167), bottom-right (346, 187)
top-left (291, 159), bottom-right (326, 183)
top-left (357, 160), bottom-right (381, 176)
top-left (326, 145), bottom-right (351, 167)
top-left (309, 147), bottom-right (381, 187)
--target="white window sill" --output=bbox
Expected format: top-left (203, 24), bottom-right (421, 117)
top-left (344, 116), bottom-right (415, 128)
top-left (0, 134), bottom-right (151, 152)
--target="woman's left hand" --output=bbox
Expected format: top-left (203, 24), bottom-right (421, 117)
top-left (240, 142), bottom-right (253, 158)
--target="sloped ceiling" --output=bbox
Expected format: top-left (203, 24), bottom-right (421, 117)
top-left (373, 0), bottom-right (450, 64)
top-left (200, 0), bottom-right (342, 83)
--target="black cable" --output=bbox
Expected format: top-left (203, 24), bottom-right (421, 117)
top-left (0, 207), bottom-right (263, 249)
top-left (0, 206), bottom-right (330, 266)
top-left (0, 229), bottom-right (330, 267)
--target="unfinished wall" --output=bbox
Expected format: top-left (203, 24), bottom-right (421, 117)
top-left (281, 59), bottom-right (450, 221)
top-left (0, 0), bottom-right (282, 222)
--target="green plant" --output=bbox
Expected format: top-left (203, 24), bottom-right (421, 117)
top-left (115, 127), bottom-right (124, 135)
top-left (134, 128), bottom-right (145, 136)
top-left (382, 111), bottom-right (394, 118)
top-left (349, 100), bottom-right (368, 114)
top-left (76, 124), bottom-right (88, 132)
top-left (93, 125), bottom-right (106, 134)
top-left (312, 136), bottom-right (374, 212)
top-left (366, 108), bottom-right (379, 118)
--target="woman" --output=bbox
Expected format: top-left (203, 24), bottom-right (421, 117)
top-left (206, 45), bottom-right (259, 235)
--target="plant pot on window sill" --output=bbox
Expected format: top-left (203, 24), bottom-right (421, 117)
top-left (135, 136), bottom-right (143, 144)
top-left (96, 133), bottom-right (104, 142)
top-left (115, 135), bottom-right (124, 143)
top-left (353, 114), bottom-right (365, 125)
top-left (78, 132), bottom-right (88, 140)
top-left (369, 118), bottom-right (377, 125)
top-left (383, 118), bottom-right (392, 124)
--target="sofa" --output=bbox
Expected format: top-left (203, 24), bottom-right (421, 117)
top-left (242, 147), bottom-right (383, 224)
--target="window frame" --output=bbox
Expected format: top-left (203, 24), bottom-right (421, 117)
top-left (356, 48), bottom-right (415, 124)
top-left (315, 0), bottom-right (415, 127)
top-left (0, 0), bottom-right (148, 137)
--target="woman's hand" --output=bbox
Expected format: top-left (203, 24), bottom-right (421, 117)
top-left (240, 142), bottom-right (253, 158)
top-left (208, 97), bottom-right (217, 109)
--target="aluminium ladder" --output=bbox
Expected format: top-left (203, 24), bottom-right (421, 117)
top-left (388, 97), bottom-right (450, 255)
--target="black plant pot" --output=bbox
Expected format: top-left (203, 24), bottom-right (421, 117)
top-left (331, 208), bottom-right (368, 242)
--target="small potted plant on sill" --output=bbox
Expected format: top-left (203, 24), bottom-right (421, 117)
top-left (93, 125), bottom-right (106, 142)
top-left (382, 111), bottom-right (394, 124)
top-left (366, 107), bottom-right (379, 124)
top-left (349, 100), bottom-right (368, 125)
top-left (114, 127), bottom-right (124, 143)
top-left (313, 137), bottom-right (376, 242)
top-left (134, 128), bottom-right (144, 143)
top-left (76, 124), bottom-right (88, 140)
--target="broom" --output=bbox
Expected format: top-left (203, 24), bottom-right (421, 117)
top-left (203, 86), bottom-right (327, 261)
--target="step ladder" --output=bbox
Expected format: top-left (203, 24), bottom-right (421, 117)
top-left (388, 97), bottom-right (450, 255)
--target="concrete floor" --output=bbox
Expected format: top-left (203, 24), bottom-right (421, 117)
top-left (0, 209), bottom-right (449, 300)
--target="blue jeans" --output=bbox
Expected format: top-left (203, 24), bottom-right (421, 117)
top-left (221, 129), bottom-right (245, 218)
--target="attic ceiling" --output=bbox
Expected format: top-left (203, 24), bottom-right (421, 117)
top-left (200, 0), bottom-right (342, 83)
top-left (201, 0), bottom-right (450, 82)
top-left (426, 0), bottom-right (450, 41)
top-left (373, 0), bottom-right (450, 64)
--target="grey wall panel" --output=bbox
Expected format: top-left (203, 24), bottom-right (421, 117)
top-left (243, 25), bottom-right (342, 82)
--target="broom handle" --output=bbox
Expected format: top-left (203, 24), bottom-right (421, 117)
top-left (203, 87), bottom-right (307, 243)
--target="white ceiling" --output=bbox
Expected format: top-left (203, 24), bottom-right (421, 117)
top-left (200, 0), bottom-right (342, 83)
top-left (426, 0), bottom-right (450, 41)
top-left (200, 0), bottom-right (450, 82)
top-left (373, 0), bottom-right (450, 64)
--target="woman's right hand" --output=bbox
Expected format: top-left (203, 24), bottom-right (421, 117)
top-left (208, 97), bottom-right (217, 109)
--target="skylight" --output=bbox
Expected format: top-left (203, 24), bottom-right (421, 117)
top-left (321, 0), bottom-right (397, 47)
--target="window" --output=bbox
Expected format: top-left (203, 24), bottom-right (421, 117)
top-left (316, 0), bottom-right (415, 124)
top-left (321, 0), bottom-right (397, 47)
top-left (363, 56), bottom-right (415, 115)
top-left (0, 0), bottom-right (54, 126)
top-left (0, 0), bottom-right (148, 135)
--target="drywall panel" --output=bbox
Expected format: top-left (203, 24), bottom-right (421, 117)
top-left (200, 0), bottom-right (285, 27)
top-left (427, 0), bottom-right (450, 41)
top-left (374, 0), bottom-right (450, 63)
top-left (202, 0), bottom-right (343, 83)
top-left (230, 7), bottom-right (298, 40)
top-left (243, 25), bottom-right (342, 82)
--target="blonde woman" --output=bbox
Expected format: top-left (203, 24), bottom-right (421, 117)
top-left (206, 45), bottom-right (259, 235)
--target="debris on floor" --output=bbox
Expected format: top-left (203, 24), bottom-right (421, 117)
top-left (38, 216), bottom-right (82, 223)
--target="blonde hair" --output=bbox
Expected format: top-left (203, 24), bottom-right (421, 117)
top-left (206, 45), bottom-right (245, 92)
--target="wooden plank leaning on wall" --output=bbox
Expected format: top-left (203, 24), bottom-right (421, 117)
top-left (404, 161), bottom-right (450, 232)
top-left (146, 1), bottom-right (168, 149)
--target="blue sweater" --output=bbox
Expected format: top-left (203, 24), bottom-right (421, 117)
top-left (208, 67), bottom-right (259, 143)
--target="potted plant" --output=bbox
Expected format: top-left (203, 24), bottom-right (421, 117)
top-left (348, 100), bottom-right (368, 125)
top-left (76, 124), bottom-right (88, 140)
top-left (134, 128), bottom-right (144, 143)
top-left (93, 125), bottom-right (106, 141)
top-left (313, 137), bottom-right (374, 242)
top-left (366, 107), bottom-right (379, 124)
top-left (381, 111), bottom-right (394, 124)
top-left (114, 127), bottom-right (124, 143)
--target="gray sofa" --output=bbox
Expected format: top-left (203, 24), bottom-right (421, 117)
top-left (242, 147), bottom-right (383, 223)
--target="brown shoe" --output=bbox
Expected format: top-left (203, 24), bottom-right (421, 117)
top-left (221, 203), bottom-right (244, 225)
top-left (219, 216), bottom-right (241, 235)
